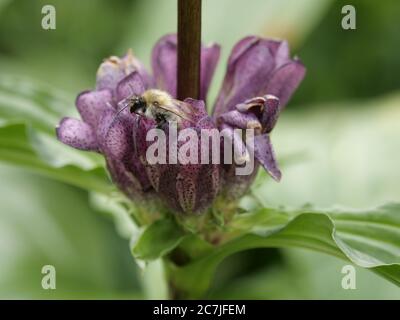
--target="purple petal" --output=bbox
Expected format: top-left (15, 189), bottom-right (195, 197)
top-left (260, 95), bottom-right (281, 133)
top-left (132, 118), bottom-right (160, 191)
top-left (266, 40), bottom-right (290, 68)
top-left (152, 34), bottom-right (221, 100)
top-left (76, 89), bottom-right (114, 130)
top-left (266, 60), bottom-right (306, 108)
top-left (97, 109), bottom-right (151, 192)
top-left (218, 110), bottom-right (262, 132)
top-left (56, 117), bottom-right (98, 151)
top-left (233, 95), bottom-right (281, 133)
top-left (218, 115), bottom-right (260, 198)
top-left (213, 37), bottom-right (277, 117)
top-left (176, 169), bottom-right (197, 213)
top-left (151, 34), bottom-right (178, 97)
top-left (144, 162), bottom-right (162, 192)
top-left (96, 50), bottom-right (152, 93)
top-left (96, 56), bottom-right (125, 92)
top-left (193, 163), bottom-right (220, 212)
top-left (176, 113), bottom-right (220, 213)
top-left (220, 124), bottom-right (250, 164)
top-left (98, 110), bottom-right (132, 159)
top-left (251, 134), bottom-right (281, 181)
top-left (236, 96), bottom-right (266, 119)
top-left (105, 157), bottom-right (145, 200)
top-left (183, 98), bottom-right (209, 122)
top-left (227, 36), bottom-right (260, 67)
top-left (121, 50), bottom-right (154, 89)
top-left (200, 43), bottom-right (221, 101)
top-left (156, 165), bottom-right (181, 212)
top-left (220, 163), bottom-right (259, 199)
top-left (116, 71), bottom-right (146, 102)
top-left (151, 98), bottom-right (220, 213)
top-left (213, 37), bottom-right (304, 117)
top-left (173, 161), bottom-right (219, 214)
top-left (191, 116), bottom-right (221, 212)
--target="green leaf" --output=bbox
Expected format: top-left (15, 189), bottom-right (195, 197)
top-left (89, 192), bottom-right (138, 240)
top-left (0, 75), bottom-right (73, 132)
top-left (0, 122), bottom-right (111, 194)
top-left (165, 204), bottom-right (400, 298)
top-left (131, 218), bottom-right (186, 261)
top-left (0, 165), bottom-right (142, 299)
top-left (209, 248), bottom-right (400, 299)
top-left (0, 75), bottom-right (111, 194)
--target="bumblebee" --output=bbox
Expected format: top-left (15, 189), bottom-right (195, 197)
top-left (120, 89), bottom-right (198, 128)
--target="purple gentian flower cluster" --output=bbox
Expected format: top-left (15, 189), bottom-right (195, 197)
top-left (57, 34), bottom-right (305, 214)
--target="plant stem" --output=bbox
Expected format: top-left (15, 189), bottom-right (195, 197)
top-left (168, 0), bottom-right (202, 300)
top-left (177, 0), bottom-right (202, 100)
top-left (142, 260), bottom-right (169, 299)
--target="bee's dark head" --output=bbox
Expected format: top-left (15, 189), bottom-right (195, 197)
top-left (130, 96), bottom-right (146, 114)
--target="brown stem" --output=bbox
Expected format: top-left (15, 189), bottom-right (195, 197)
top-left (177, 0), bottom-right (202, 100)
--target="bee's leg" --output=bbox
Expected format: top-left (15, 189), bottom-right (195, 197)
top-left (132, 117), bottom-right (140, 155)
top-left (155, 114), bottom-right (167, 130)
top-left (156, 122), bottom-right (165, 130)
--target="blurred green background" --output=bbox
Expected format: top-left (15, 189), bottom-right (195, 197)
top-left (0, 0), bottom-right (399, 299)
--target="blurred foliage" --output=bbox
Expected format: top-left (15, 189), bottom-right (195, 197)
top-left (0, 0), bottom-right (399, 299)
top-left (258, 93), bottom-right (400, 209)
top-left (0, 0), bottom-right (136, 92)
top-left (0, 165), bottom-right (142, 299)
top-left (0, 75), bottom-right (111, 193)
top-left (1, 0), bottom-right (399, 107)
top-left (157, 203), bottom-right (400, 298)
top-left (294, 0), bottom-right (400, 106)
top-left (209, 248), bottom-right (400, 299)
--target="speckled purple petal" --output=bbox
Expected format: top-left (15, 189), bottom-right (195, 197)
top-left (116, 71), bottom-right (146, 102)
top-left (220, 123), bottom-right (250, 165)
top-left (219, 94), bottom-right (280, 135)
top-left (236, 96), bottom-right (266, 114)
top-left (251, 134), bottom-right (281, 181)
top-left (132, 118), bottom-right (160, 191)
top-left (76, 89), bottom-right (114, 130)
top-left (176, 112), bottom-right (220, 213)
top-left (105, 157), bottom-right (144, 200)
top-left (97, 109), bottom-right (151, 194)
top-left (183, 98), bottom-right (209, 121)
top-left (148, 99), bottom-right (220, 213)
top-left (260, 95), bottom-right (281, 133)
top-left (193, 160), bottom-right (220, 212)
top-left (97, 110), bottom-right (132, 159)
top-left (143, 121), bottom-right (181, 208)
top-left (218, 120), bottom-right (259, 199)
top-left (220, 163), bottom-right (259, 199)
top-left (56, 117), bottom-right (98, 151)
top-left (152, 34), bottom-right (221, 100)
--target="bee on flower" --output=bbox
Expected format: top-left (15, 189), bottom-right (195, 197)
top-left (56, 34), bottom-right (305, 214)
